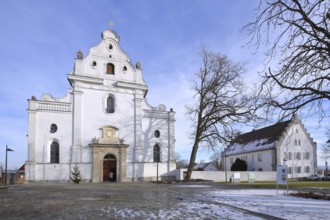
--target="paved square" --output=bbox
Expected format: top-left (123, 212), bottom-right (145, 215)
top-left (1, 183), bottom-right (329, 219)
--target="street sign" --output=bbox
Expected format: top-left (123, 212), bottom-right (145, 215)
top-left (277, 165), bottom-right (288, 185)
top-left (276, 165), bottom-right (288, 195)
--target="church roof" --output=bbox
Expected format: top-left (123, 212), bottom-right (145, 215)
top-left (225, 120), bottom-right (291, 156)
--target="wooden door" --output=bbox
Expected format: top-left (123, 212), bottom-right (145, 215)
top-left (103, 160), bottom-right (110, 182)
top-left (109, 160), bottom-right (116, 182)
top-left (103, 158), bottom-right (117, 182)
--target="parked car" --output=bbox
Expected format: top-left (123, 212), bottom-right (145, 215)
top-left (306, 174), bottom-right (322, 181)
top-left (321, 174), bottom-right (330, 181)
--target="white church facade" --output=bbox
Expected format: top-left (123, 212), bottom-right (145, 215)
top-left (25, 28), bottom-right (176, 182)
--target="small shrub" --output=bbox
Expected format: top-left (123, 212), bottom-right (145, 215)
top-left (71, 164), bottom-right (82, 184)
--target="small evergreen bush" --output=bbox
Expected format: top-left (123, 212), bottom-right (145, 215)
top-left (71, 164), bottom-right (82, 184)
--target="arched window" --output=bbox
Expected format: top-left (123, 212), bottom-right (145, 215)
top-left (106, 63), bottom-right (115, 75)
top-left (153, 144), bottom-right (161, 162)
top-left (154, 130), bottom-right (160, 138)
top-left (50, 141), bottom-right (59, 163)
top-left (106, 96), bottom-right (115, 113)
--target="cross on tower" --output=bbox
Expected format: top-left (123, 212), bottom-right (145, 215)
top-left (109, 21), bottom-right (114, 30)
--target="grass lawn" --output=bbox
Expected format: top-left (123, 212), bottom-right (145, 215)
top-left (239, 181), bottom-right (330, 189)
top-left (214, 181), bottom-right (330, 200)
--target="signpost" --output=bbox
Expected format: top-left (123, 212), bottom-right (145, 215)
top-left (276, 165), bottom-right (288, 195)
top-left (325, 161), bottom-right (328, 181)
top-left (248, 172), bottom-right (255, 183)
top-left (233, 172), bottom-right (240, 183)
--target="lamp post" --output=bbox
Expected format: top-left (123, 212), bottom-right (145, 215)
top-left (4, 145), bottom-right (14, 185)
top-left (326, 161), bottom-right (328, 181)
top-left (224, 155), bottom-right (227, 183)
top-left (157, 149), bottom-right (160, 184)
top-left (156, 158), bottom-right (159, 184)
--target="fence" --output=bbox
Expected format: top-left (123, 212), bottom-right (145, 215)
top-left (176, 169), bottom-right (276, 182)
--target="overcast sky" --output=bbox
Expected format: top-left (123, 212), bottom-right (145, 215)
top-left (0, 0), bottom-right (328, 169)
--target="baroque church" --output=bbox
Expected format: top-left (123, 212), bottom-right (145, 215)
top-left (25, 28), bottom-right (176, 182)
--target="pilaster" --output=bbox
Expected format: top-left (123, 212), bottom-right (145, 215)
top-left (71, 89), bottom-right (83, 163)
top-left (134, 95), bottom-right (144, 162)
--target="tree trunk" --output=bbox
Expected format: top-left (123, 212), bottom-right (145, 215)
top-left (184, 141), bottom-right (199, 182)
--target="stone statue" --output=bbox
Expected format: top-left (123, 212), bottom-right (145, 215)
top-left (135, 61), bottom-right (141, 69)
top-left (76, 50), bottom-right (83, 59)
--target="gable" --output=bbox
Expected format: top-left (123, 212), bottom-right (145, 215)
top-left (277, 117), bottom-right (317, 149)
top-left (68, 29), bottom-right (146, 90)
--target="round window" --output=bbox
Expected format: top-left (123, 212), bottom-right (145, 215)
top-left (50, 124), bottom-right (58, 133)
top-left (154, 130), bottom-right (160, 138)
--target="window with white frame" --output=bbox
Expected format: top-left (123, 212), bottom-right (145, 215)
top-left (284, 152), bottom-right (288, 160)
top-left (50, 141), bottom-right (59, 163)
top-left (295, 152), bottom-right (301, 160)
top-left (304, 152), bottom-right (310, 160)
top-left (258, 154), bottom-right (262, 162)
top-left (288, 167), bottom-right (292, 174)
top-left (106, 95), bottom-right (115, 113)
top-left (153, 144), bottom-right (161, 162)
top-left (294, 166), bottom-right (301, 174)
top-left (304, 166), bottom-right (310, 173)
top-left (106, 63), bottom-right (115, 75)
top-left (288, 152), bottom-right (292, 160)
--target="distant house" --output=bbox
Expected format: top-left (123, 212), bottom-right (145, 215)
top-left (223, 115), bottom-right (317, 179)
top-left (194, 163), bottom-right (218, 171)
top-left (1, 165), bottom-right (25, 185)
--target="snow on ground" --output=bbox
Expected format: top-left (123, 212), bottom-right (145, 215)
top-left (206, 189), bottom-right (330, 220)
top-left (99, 202), bottom-right (263, 220)
top-left (98, 187), bottom-right (330, 219)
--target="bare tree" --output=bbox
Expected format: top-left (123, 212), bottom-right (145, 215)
top-left (209, 149), bottom-right (223, 170)
top-left (175, 153), bottom-right (189, 169)
top-left (184, 48), bottom-right (258, 181)
top-left (321, 128), bottom-right (330, 161)
top-left (244, 0), bottom-right (330, 120)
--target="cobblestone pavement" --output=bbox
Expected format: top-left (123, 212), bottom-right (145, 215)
top-left (0, 182), bottom-right (284, 220)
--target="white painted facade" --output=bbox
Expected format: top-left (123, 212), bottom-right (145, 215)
top-left (224, 116), bottom-right (317, 179)
top-left (25, 29), bottom-right (176, 182)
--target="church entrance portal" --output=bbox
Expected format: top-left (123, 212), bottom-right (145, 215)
top-left (103, 154), bottom-right (116, 182)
